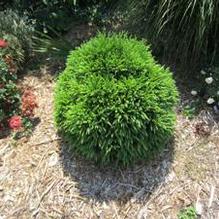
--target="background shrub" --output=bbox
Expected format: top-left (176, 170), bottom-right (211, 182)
top-left (124, 0), bottom-right (219, 69)
top-left (0, 9), bottom-right (35, 65)
top-left (0, 58), bottom-right (20, 126)
top-left (7, 0), bottom-right (117, 33)
top-left (55, 33), bottom-right (179, 166)
top-left (0, 54), bottom-right (38, 133)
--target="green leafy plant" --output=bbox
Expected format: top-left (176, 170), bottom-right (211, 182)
top-left (2, 34), bottom-right (25, 65)
top-left (0, 51), bottom-right (38, 134)
top-left (182, 99), bottom-right (203, 119)
top-left (0, 9), bottom-right (35, 65)
top-left (10, 0), bottom-right (119, 33)
top-left (12, 117), bottom-right (34, 140)
top-left (10, 0), bottom-right (78, 33)
top-left (33, 30), bottom-right (74, 59)
top-left (0, 57), bottom-right (20, 127)
top-left (178, 206), bottom-right (197, 219)
top-left (126, 0), bottom-right (219, 69)
top-left (189, 67), bottom-right (219, 112)
top-left (54, 33), bottom-right (179, 166)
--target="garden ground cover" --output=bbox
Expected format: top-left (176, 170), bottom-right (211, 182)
top-left (0, 26), bottom-right (219, 219)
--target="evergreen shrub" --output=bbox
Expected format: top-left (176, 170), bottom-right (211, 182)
top-left (54, 33), bottom-right (179, 166)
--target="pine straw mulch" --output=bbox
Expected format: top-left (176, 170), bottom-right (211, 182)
top-left (0, 66), bottom-right (219, 219)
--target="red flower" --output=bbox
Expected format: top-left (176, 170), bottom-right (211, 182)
top-left (21, 89), bottom-right (38, 117)
top-left (8, 116), bottom-right (22, 130)
top-left (0, 39), bottom-right (8, 48)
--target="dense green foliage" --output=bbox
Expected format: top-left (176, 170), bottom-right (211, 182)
top-left (2, 0), bottom-right (219, 69)
top-left (178, 206), bottom-right (197, 219)
top-left (0, 58), bottom-right (20, 124)
top-left (2, 0), bottom-right (117, 33)
top-left (54, 33), bottom-right (178, 166)
top-left (0, 9), bottom-right (35, 64)
top-left (126, 0), bottom-right (219, 68)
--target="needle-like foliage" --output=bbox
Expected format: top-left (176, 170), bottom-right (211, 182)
top-left (54, 33), bottom-right (178, 166)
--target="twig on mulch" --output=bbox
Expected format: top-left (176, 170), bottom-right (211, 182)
top-left (208, 185), bottom-right (215, 208)
top-left (32, 137), bottom-right (61, 147)
top-left (36, 179), bottom-right (59, 209)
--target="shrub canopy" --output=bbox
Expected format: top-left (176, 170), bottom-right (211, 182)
top-left (55, 33), bottom-right (178, 166)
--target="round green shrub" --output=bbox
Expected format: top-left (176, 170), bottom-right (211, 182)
top-left (54, 33), bottom-right (179, 166)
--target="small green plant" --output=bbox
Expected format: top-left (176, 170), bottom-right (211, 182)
top-left (183, 104), bottom-right (197, 120)
top-left (3, 34), bottom-right (25, 65)
top-left (33, 30), bottom-right (74, 59)
top-left (10, 0), bottom-right (78, 33)
top-left (12, 117), bottom-right (34, 140)
top-left (0, 9), bottom-right (35, 65)
top-left (182, 100), bottom-right (203, 119)
top-left (54, 33), bottom-right (179, 166)
top-left (0, 48), bottom-right (38, 135)
top-left (0, 57), bottom-right (20, 124)
top-left (190, 67), bottom-right (219, 112)
top-left (178, 206), bottom-right (197, 219)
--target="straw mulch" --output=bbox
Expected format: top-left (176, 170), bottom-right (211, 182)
top-left (0, 66), bottom-right (219, 219)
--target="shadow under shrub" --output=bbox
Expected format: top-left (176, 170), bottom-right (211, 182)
top-left (54, 33), bottom-right (179, 166)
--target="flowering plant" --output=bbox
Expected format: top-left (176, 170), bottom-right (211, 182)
top-left (190, 66), bottom-right (219, 113)
top-left (0, 39), bottom-right (8, 48)
top-left (0, 39), bottom-right (38, 136)
top-left (0, 57), bottom-right (20, 130)
top-left (8, 115), bottom-right (22, 130)
top-left (0, 10), bottom-right (35, 66)
top-left (0, 37), bottom-right (18, 73)
top-left (21, 88), bottom-right (38, 117)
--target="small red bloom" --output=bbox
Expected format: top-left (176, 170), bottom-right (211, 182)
top-left (0, 39), bottom-right (8, 48)
top-left (21, 89), bottom-right (38, 117)
top-left (8, 116), bottom-right (22, 130)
